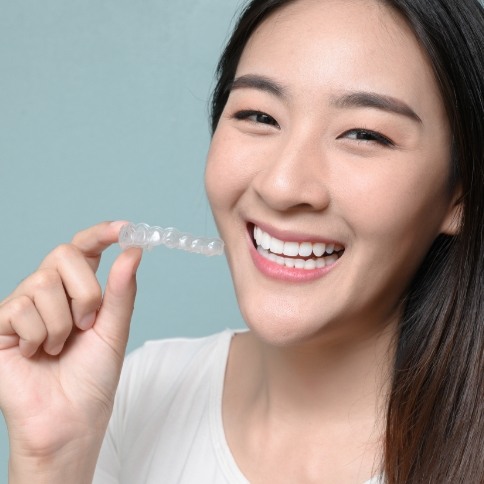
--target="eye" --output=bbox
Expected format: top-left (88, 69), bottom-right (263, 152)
top-left (233, 110), bottom-right (280, 128)
top-left (339, 128), bottom-right (394, 147)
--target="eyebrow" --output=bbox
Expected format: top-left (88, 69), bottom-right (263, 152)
top-left (228, 74), bottom-right (422, 124)
top-left (331, 91), bottom-right (422, 124)
top-left (228, 74), bottom-right (287, 99)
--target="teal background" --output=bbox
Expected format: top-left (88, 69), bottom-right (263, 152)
top-left (0, 0), bottom-right (245, 478)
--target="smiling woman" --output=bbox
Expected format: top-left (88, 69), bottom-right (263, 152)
top-left (207, 0), bottom-right (484, 481)
top-left (0, 0), bottom-right (483, 483)
top-left (207, 0), bottom-right (457, 352)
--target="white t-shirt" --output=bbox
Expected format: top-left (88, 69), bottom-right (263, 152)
top-left (94, 330), bottom-right (383, 484)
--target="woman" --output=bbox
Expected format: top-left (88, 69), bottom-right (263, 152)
top-left (0, 0), bottom-right (482, 482)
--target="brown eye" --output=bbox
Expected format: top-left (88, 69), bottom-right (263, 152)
top-left (234, 110), bottom-right (280, 128)
top-left (339, 128), bottom-right (394, 146)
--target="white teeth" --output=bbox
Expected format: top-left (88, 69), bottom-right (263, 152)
top-left (316, 258), bottom-right (326, 268)
top-left (283, 241), bottom-right (299, 257)
top-left (253, 226), bottom-right (260, 245)
top-left (298, 242), bottom-right (313, 257)
top-left (270, 237), bottom-right (284, 255)
top-left (257, 247), bottom-right (339, 270)
top-left (304, 259), bottom-right (316, 270)
top-left (253, 225), bottom-right (344, 264)
top-left (275, 255), bottom-right (285, 265)
top-left (261, 232), bottom-right (271, 250)
top-left (313, 242), bottom-right (326, 257)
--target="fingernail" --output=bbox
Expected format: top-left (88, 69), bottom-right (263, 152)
top-left (78, 312), bottom-right (96, 330)
top-left (19, 339), bottom-right (38, 358)
top-left (49, 343), bottom-right (64, 356)
top-left (110, 220), bottom-right (128, 229)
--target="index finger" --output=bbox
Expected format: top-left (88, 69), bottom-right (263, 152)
top-left (70, 221), bottom-right (128, 257)
top-left (38, 221), bottom-right (128, 274)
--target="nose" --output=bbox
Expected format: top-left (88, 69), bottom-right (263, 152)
top-left (253, 134), bottom-right (331, 212)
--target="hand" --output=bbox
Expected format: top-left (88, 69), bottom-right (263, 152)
top-left (0, 221), bottom-right (142, 480)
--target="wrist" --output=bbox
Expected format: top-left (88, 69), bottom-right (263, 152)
top-left (9, 433), bottom-right (104, 484)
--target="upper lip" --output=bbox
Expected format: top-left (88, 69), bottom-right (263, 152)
top-left (248, 220), bottom-right (345, 247)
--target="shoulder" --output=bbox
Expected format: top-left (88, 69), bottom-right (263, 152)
top-left (108, 330), bottom-right (237, 450)
top-left (116, 329), bottom-right (236, 409)
top-left (125, 329), bottom-right (235, 375)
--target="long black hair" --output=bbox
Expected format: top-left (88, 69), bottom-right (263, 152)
top-left (210, 0), bottom-right (484, 481)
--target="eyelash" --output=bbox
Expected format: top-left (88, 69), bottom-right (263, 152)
top-left (233, 110), bottom-right (280, 128)
top-left (338, 128), bottom-right (394, 147)
top-left (233, 110), bottom-right (394, 147)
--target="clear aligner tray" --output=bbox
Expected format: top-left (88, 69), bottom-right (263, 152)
top-left (119, 222), bottom-right (224, 256)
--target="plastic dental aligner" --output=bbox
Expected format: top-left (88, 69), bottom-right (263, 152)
top-left (118, 222), bottom-right (224, 256)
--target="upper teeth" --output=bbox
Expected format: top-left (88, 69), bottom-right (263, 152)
top-left (253, 226), bottom-right (342, 258)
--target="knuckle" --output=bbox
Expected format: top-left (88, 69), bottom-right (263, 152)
top-left (46, 319), bottom-right (72, 341)
top-left (77, 283), bottom-right (103, 309)
top-left (54, 243), bottom-right (79, 261)
top-left (70, 228), bottom-right (87, 245)
top-left (8, 305), bottom-right (47, 343)
top-left (30, 269), bottom-right (61, 292)
top-left (27, 324), bottom-right (48, 345)
top-left (7, 295), bottom-right (33, 319)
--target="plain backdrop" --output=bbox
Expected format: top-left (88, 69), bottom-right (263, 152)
top-left (0, 0), bottom-right (245, 477)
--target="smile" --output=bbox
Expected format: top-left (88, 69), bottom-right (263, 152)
top-left (252, 225), bottom-right (344, 271)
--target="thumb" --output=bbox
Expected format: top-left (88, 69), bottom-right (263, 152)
top-left (94, 248), bottom-right (142, 355)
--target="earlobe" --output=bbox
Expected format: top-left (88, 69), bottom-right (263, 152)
top-left (440, 186), bottom-right (463, 236)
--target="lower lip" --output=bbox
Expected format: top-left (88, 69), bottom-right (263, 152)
top-left (249, 241), bottom-right (339, 283)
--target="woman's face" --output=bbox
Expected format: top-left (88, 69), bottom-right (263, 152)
top-left (206, 0), bottom-right (459, 346)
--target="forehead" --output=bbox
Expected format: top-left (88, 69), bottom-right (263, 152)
top-left (235, 0), bottom-right (446, 121)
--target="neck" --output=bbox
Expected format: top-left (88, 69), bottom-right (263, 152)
top-left (223, 321), bottom-right (397, 481)
top-left (226, 320), bottom-right (397, 430)
top-left (268, 329), bottom-right (393, 419)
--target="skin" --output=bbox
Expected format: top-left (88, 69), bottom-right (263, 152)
top-left (206, 0), bottom-right (460, 482)
top-left (0, 0), bottom-right (461, 483)
top-left (0, 222), bottom-right (142, 483)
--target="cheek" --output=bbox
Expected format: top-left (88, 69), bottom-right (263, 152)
top-left (204, 148), bottom-right (224, 213)
top-left (205, 128), bottom-right (257, 213)
top-left (342, 154), bottom-right (452, 250)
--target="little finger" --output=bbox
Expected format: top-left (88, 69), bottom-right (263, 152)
top-left (0, 296), bottom-right (47, 357)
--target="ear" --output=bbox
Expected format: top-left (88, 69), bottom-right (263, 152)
top-left (440, 184), bottom-right (463, 236)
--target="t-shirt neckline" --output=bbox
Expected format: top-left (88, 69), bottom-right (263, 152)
top-left (208, 329), bottom-right (383, 484)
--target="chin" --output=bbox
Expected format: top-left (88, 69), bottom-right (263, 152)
top-left (238, 301), bottom-right (333, 348)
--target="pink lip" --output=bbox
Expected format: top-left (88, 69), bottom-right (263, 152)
top-left (249, 243), bottom-right (338, 282)
top-left (246, 224), bottom-right (341, 283)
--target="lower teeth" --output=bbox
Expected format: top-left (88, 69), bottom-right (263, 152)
top-left (257, 247), bottom-right (339, 270)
